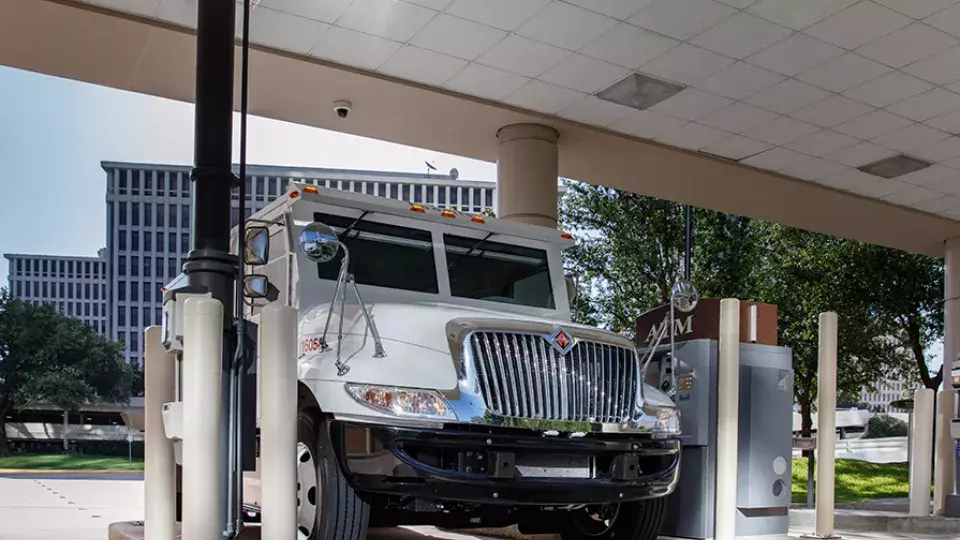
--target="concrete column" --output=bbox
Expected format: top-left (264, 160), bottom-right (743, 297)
top-left (496, 123), bottom-right (559, 228)
top-left (936, 237), bottom-right (960, 512)
top-left (911, 388), bottom-right (935, 516)
top-left (815, 312), bottom-right (839, 539)
top-left (715, 299), bottom-right (740, 540)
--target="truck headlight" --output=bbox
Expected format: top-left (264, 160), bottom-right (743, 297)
top-left (346, 384), bottom-right (457, 421)
top-left (654, 407), bottom-right (681, 434)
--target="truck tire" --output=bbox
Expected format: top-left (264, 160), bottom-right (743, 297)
top-left (559, 497), bottom-right (666, 540)
top-left (297, 408), bottom-right (369, 540)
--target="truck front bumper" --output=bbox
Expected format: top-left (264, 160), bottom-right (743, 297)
top-left (330, 421), bottom-right (680, 506)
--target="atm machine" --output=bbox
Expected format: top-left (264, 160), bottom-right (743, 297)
top-left (636, 300), bottom-right (794, 539)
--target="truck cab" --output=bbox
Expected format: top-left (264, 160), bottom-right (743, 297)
top-left (228, 182), bottom-right (681, 540)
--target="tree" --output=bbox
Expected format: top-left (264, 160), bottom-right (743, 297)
top-left (0, 291), bottom-right (136, 454)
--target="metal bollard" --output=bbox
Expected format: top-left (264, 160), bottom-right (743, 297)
top-left (144, 326), bottom-right (176, 540)
top-left (803, 312), bottom-right (840, 539)
top-left (935, 389), bottom-right (957, 514)
top-left (181, 298), bottom-right (224, 540)
top-left (910, 388), bottom-right (935, 516)
top-left (259, 305), bottom-right (298, 540)
top-left (715, 298), bottom-right (740, 540)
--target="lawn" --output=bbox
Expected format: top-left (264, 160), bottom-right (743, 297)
top-left (792, 458), bottom-right (911, 504)
top-left (0, 453), bottom-right (144, 471)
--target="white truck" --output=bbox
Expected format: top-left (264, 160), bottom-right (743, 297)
top-left (171, 182), bottom-right (683, 540)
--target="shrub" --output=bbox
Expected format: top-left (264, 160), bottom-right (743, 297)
top-left (864, 414), bottom-right (908, 439)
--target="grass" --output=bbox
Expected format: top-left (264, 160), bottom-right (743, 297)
top-left (0, 453), bottom-right (144, 471)
top-left (792, 458), bottom-right (914, 504)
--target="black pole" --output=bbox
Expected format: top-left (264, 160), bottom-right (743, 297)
top-left (683, 205), bottom-right (692, 282)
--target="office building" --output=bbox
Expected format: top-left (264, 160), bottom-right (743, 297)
top-left (4, 252), bottom-right (108, 335)
top-left (102, 161), bottom-right (496, 367)
top-left (859, 377), bottom-right (916, 413)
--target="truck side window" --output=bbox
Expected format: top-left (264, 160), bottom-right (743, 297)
top-left (443, 234), bottom-right (555, 309)
top-left (313, 212), bottom-right (439, 294)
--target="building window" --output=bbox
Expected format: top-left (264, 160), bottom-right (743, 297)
top-left (145, 232), bottom-right (153, 252)
top-left (68, 302), bottom-right (73, 316)
top-left (93, 283), bottom-right (99, 300)
top-left (131, 256), bottom-right (139, 277)
top-left (131, 332), bottom-right (139, 355)
top-left (144, 257), bottom-right (151, 278)
top-left (16, 259), bottom-right (22, 274)
top-left (132, 202), bottom-right (140, 226)
top-left (118, 230), bottom-right (127, 251)
top-left (119, 202), bottom-right (127, 226)
top-left (154, 257), bottom-right (163, 278)
top-left (118, 170), bottom-right (127, 195)
top-left (143, 282), bottom-right (152, 303)
top-left (131, 307), bottom-right (139, 328)
top-left (169, 204), bottom-right (177, 229)
top-left (181, 233), bottom-right (189, 254)
top-left (66, 282), bottom-right (72, 298)
top-left (59, 282), bottom-right (64, 298)
top-left (118, 282), bottom-right (126, 301)
top-left (131, 170), bottom-right (140, 196)
top-left (155, 308), bottom-right (162, 326)
top-left (144, 203), bottom-right (153, 227)
top-left (144, 173), bottom-right (152, 195)
top-left (119, 256), bottom-right (127, 276)
top-left (85, 261), bottom-right (91, 276)
top-left (93, 303), bottom-right (99, 317)
top-left (15, 282), bottom-right (22, 296)
top-left (42, 282), bottom-right (48, 297)
top-left (118, 308), bottom-right (126, 327)
top-left (131, 284), bottom-right (138, 302)
top-left (85, 283), bottom-right (90, 298)
top-left (157, 203), bottom-right (165, 227)
top-left (85, 303), bottom-right (91, 316)
top-left (181, 174), bottom-right (190, 196)
top-left (245, 176), bottom-right (253, 199)
top-left (58, 260), bottom-right (64, 276)
top-left (168, 258), bottom-right (178, 278)
top-left (156, 231), bottom-right (164, 252)
top-left (181, 205), bottom-right (190, 229)
top-left (32, 281), bottom-right (38, 297)
top-left (59, 302), bottom-right (65, 314)
top-left (42, 260), bottom-right (48, 274)
top-left (119, 331), bottom-right (127, 347)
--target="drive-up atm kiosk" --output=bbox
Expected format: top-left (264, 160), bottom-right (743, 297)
top-left (637, 300), bottom-right (794, 539)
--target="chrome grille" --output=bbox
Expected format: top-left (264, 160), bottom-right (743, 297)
top-left (467, 332), bottom-right (639, 423)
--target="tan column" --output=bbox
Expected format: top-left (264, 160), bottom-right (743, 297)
top-left (496, 123), bottom-right (559, 228)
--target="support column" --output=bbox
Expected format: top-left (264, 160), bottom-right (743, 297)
top-left (939, 238), bottom-right (960, 514)
top-left (496, 123), bottom-right (559, 228)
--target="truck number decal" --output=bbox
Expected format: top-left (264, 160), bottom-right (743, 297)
top-left (302, 336), bottom-right (324, 353)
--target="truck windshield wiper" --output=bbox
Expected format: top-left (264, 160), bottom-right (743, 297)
top-left (338, 210), bottom-right (372, 241)
top-left (448, 232), bottom-right (495, 270)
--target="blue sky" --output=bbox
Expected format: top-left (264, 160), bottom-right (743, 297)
top-left (0, 66), bottom-right (496, 286)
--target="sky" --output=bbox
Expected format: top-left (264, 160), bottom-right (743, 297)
top-left (0, 65), bottom-right (496, 287)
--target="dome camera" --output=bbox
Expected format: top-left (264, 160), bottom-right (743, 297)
top-left (333, 100), bottom-right (352, 119)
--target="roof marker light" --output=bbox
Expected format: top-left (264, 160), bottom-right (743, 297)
top-left (303, 185), bottom-right (319, 194)
top-left (440, 210), bottom-right (457, 218)
top-left (289, 191), bottom-right (300, 199)
top-left (410, 204), bottom-right (426, 213)
top-left (471, 216), bottom-right (486, 224)
top-left (561, 232), bottom-right (574, 240)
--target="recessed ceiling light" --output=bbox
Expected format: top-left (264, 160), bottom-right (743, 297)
top-left (597, 73), bottom-right (686, 111)
top-left (858, 154), bottom-right (932, 179)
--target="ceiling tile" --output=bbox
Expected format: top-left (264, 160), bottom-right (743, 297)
top-left (924, 172), bottom-right (960, 194)
top-left (803, 2), bottom-right (912, 50)
top-left (895, 164), bottom-right (959, 186)
top-left (884, 186), bottom-right (943, 205)
top-left (257, 0), bottom-right (352, 23)
top-left (843, 72), bottom-right (934, 108)
top-left (689, 12), bottom-right (793, 60)
top-left (310, 26), bottom-right (401, 70)
top-left (156, 0), bottom-right (195, 27)
top-left (873, 0), bottom-right (960, 19)
top-left (818, 168), bottom-right (877, 190)
top-left (565, 0), bottom-right (655, 20)
top-left (903, 46), bottom-right (960, 85)
top-left (539, 53), bottom-right (631, 93)
top-left (639, 43), bottom-right (736, 85)
top-left (517, 2), bottom-right (618, 50)
top-left (696, 62), bottom-right (785, 100)
top-left (912, 194), bottom-right (960, 213)
top-left (783, 158), bottom-right (848, 181)
top-left (926, 110), bottom-right (960, 133)
top-left (609, 110), bottom-right (690, 139)
top-left (741, 147), bottom-right (813, 171)
top-left (785, 130), bottom-right (859, 156)
top-left (249, 6), bottom-right (328, 54)
top-left (825, 141), bottom-right (898, 167)
top-left (656, 122), bottom-right (734, 149)
top-left (85, 0), bottom-right (160, 17)
top-left (909, 136), bottom-right (960, 161)
top-left (338, 0), bottom-right (436, 42)
top-left (649, 88), bottom-right (734, 121)
top-left (558, 95), bottom-right (636, 125)
top-left (410, 14), bottom-right (506, 61)
top-left (791, 96), bottom-right (874, 128)
top-left (925, 3), bottom-right (960, 39)
top-left (445, 0), bottom-right (550, 31)
top-left (744, 78), bottom-right (832, 114)
top-left (629, 0), bottom-right (737, 41)
top-left (872, 123), bottom-right (950, 151)
top-left (478, 35), bottom-right (570, 77)
top-left (833, 109), bottom-right (915, 138)
top-left (855, 22), bottom-right (958, 68)
top-left (403, 0), bottom-right (454, 9)
top-left (886, 87), bottom-right (960, 122)
top-left (701, 135), bottom-right (772, 160)
top-left (848, 177), bottom-right (911, 197)
top-left (698, 102), bottom-right (780, 133)
top-left (504, 79), bottom-right (588, 113)
top-left (717, 0), bottom-right (760, 7)
top-left (743, 115), bottom-right (820, 145)
top-left (580, 23), bottom-right (680, 70)
top-left (795, 53), bottom-right (891, 93)
top-left (746, 0), bottom-right (858, 31)
top-left (745, 33), bottom-right (844, 77)
top-left (444, 63), bottom-right (530, 100)
top-left (377, 45), bottom-right (468, 85)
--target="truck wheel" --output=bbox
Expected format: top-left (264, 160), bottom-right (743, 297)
top-left (297, 408), bottom-right (369, 540)
top-left (560, 497), bottom-right (665, 540)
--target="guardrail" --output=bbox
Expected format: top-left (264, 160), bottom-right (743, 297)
top-left (792, 436), bottom-right (907, 463)
top-left (5, 422), bottom-right (143, 442)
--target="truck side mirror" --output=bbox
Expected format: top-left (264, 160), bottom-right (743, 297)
top-left (298, 222), bottom-right (340, 263)
top-left (244, 227), bottom-right (270, 266)
top-left (243, 275), bottom-right (270, 299)
top-left (564, 275), bottom-right (579, 305)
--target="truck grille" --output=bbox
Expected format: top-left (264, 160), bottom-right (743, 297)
top-left (467, 332), bottom-right (639, 423)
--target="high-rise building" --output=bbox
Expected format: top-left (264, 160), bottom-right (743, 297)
top-left (102, 161), bottom-right (496, 367)
top-left (4, 252), bottom-right (108, 335)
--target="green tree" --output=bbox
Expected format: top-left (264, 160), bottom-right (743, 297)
top-left (0, 291), bottom-right (136, 454)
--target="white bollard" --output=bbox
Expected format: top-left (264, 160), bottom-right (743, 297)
top-left (144, 326), bottom-right (176, 540)
top-left (715, 298), bottom-right (740, 540)
top-left (260, 305), bottom-right (299, 540)
top-left (910, 388), bottom-right (935, 516)
top-left (181, 298), bottom-right (224, 540)
top-left (813, 312), bottom-right (840, 539)
top-left (935, 389), bottom-right (957, 515)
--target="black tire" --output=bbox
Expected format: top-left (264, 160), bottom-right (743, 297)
top-left (297, 407), bottom-right (369, 540)
top-left (558, 497), bottom-right (666, 540)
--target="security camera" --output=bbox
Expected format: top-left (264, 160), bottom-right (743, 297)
top-left (333, 100), bottom-right (352, 119)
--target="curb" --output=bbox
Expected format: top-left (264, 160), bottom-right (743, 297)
top-left (790, 508), bottom-right (960, 536)
top-left (0, 468), bottom-right (143, 474)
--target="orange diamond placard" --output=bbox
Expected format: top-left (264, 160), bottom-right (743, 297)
top-left (547, 327), bottom-right (575, 355)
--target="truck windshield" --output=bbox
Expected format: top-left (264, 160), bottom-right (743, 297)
top-left (443, 234), bottom-right (555, 309)
top-left (314, 213), bottom-right (439, 293)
